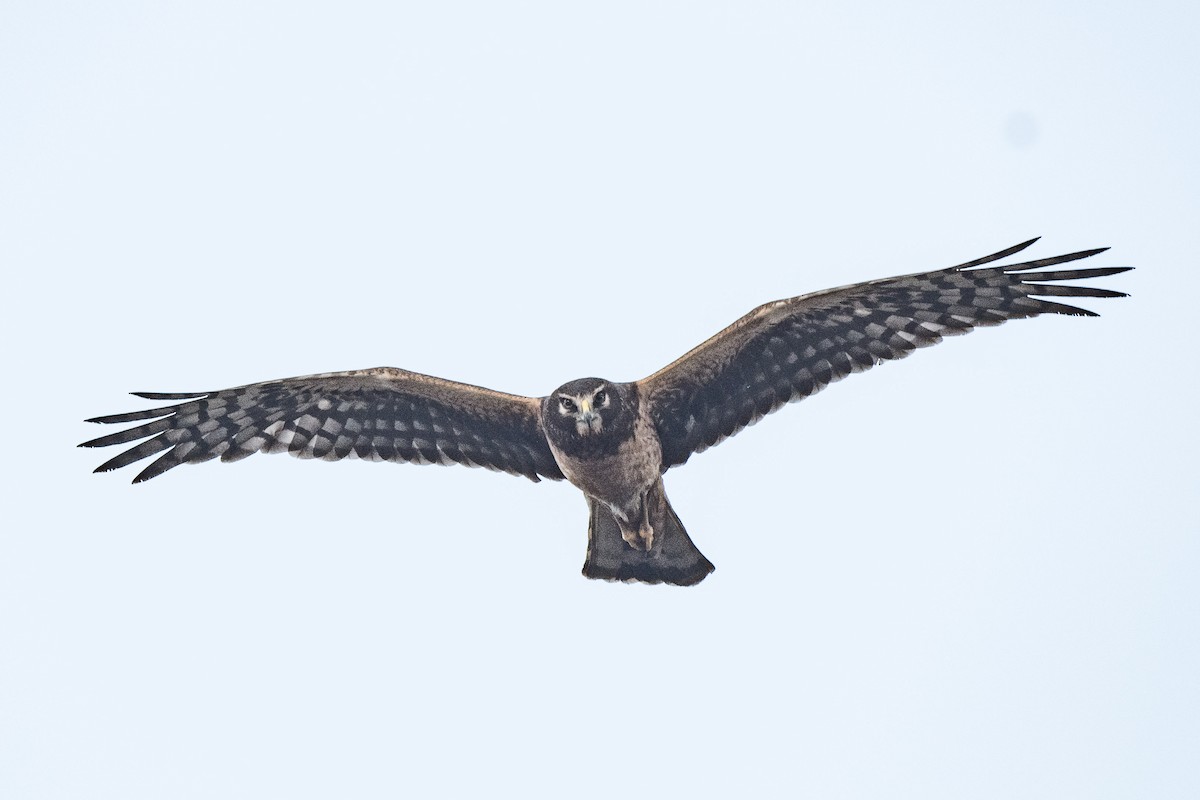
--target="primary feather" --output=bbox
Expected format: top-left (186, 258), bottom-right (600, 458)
top-left (82, 367), bottom-right (563, 483)
top-left (638, 239), bottom-right (1131, 468)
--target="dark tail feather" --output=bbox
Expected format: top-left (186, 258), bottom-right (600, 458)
top-left (582, 484), bottom-right (715, 586)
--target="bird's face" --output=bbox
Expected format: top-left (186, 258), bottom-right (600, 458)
top-left (554, 378), bottom-right (615, 437)
top-left (543, 377), bottom-right (628, 441)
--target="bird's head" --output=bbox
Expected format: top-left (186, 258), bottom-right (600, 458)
top-left (542, 378), bottom-right (630, 441)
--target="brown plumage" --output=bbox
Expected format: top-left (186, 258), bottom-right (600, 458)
top-left (82, 239), bottom-right (1130, 585)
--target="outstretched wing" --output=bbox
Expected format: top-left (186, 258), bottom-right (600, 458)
top-left (639, 239), bottom-right (1131, 470)
top-left (81, 367), bottom-right (564, 483)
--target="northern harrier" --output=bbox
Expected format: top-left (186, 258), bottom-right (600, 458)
top-left (82, 239), bottom-right (1131, 585)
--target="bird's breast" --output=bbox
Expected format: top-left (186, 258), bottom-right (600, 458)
top-left (549, 408), bottom-right (662, 509)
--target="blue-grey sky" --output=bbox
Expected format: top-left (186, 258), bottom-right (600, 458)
top-left (2, 2), bottom-right (1197, 798)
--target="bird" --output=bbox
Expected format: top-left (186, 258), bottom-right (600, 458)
top-left (81, 238), bottom-right (1130, 586)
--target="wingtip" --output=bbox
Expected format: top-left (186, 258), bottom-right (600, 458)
top-left (130, 391), bottom-right (206, 400)
top-left (953, 237), bottom-right (1043, 270)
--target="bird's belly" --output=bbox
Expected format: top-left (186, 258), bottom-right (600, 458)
top-left (559, 451), bottom-right (653, 507)
top-left (552, 424), bottom-right (662, 513)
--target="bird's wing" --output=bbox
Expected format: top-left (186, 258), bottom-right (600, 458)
top-left (638, 239), bottom-right (1131, 470)
top-left (81, 367), bottom-right (564, 483)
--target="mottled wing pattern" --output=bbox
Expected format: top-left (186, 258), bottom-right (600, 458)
top-left (640, 239), bottom-right (1131, 469)
top-left (81, 367), bottom-right (564, 483)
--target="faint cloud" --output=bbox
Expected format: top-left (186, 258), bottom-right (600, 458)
top-left (1004, 111), bottom-right (1040, 149)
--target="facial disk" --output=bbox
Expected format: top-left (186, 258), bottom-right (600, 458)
top-left (556, 381), bottom-right (612, 436)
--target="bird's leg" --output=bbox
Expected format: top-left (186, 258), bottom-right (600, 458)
top-left (616, 495), bottom-right (655, 552)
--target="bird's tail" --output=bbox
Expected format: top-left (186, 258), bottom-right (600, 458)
top-left (582, 481), bottom-right (715, 586)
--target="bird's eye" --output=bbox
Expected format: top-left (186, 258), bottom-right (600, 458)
top-left (594, 390), bottom-right (607, 405)
top-left (559, 397), bottom-right (577, 412)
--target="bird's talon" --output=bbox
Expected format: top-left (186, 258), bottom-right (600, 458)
top-left (621, 526), bottom-right (654, 551)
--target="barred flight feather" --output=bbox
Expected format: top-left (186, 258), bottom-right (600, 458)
top-left (639, 239), bottom-right (1132, 469)
top-left (81, 368), bottom-right (564, 483)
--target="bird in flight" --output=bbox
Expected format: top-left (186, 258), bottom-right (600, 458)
top-left (82, 239), bottom-right (1130, 586)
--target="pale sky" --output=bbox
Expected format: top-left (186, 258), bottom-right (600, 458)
top-left (2, 2), bottom-right (1197, 798)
